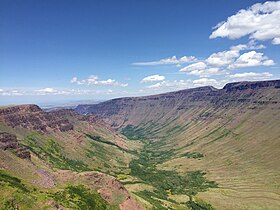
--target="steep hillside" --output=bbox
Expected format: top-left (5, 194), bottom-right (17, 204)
top-left (76, 80), bottom-right (280, 209)
top-left (0, 105), bottom-right (143, 210)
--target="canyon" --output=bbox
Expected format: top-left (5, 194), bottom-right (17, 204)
top-left (0, 80), bottom-right (280, 209)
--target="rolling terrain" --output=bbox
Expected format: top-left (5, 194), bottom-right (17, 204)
top-left (76, 80), bottom-right (280, 209)
top-left (0, 105), bottom-right (143, 210)
top-left (0, 79), bottom-right (279, 209)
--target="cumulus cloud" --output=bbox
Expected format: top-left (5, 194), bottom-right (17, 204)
top-left (188, 68), bottom-right (228, 77)
top-left (206, 50), bottom-right (240, 67)
top-left (146, 79), bottom-right (193, 89)
top-left (179, 42), bottom-right (275, 77)
top-left (180, 62), bottom-right (207, 72)
top-left (141, 74), bottom-right (165, 83)
top-left (70, 75), bottom-right (128, 87)
top-left (210, 1), bottom-right (280, 44)
top-left (145, 78), bottom-right (223, 89)
top-left (139, 77), bottom-right (229, 94)
top-left (193, 78), bottom-right (218, 86)
top-left (230, 40), bottom-right (265, 51)
top-left (36, 88), bottom-right (58, 93)
top-left (229, 72), bottom-right (273, 80)
top-left (205, 41), bottom-right (265, 67)
top-left (70, 77), bottom-right (78, 83)
top-left (180, 61), bottom-right (228, 77)
top-left (272, 37), bottom-right (280, 44)
top-left (35, 88), bottom-right (69, 95)
top-left (228, 51), bottom-right (275, 69)
top-left (133, 56), bottom-right (197, 66)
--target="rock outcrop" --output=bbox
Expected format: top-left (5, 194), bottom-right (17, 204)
top-left (0, 104), bottom-right (74, 133)
top-left (0, 132), bottom-right (18, 150)
top-left (223, 80), bottom-right (280, 92)
top-left (55, 170), bottom-right (144, 210)
top-left (0, 132), bottom-right (31, 159)
top-left (16, 146), bottom-right (31, 159)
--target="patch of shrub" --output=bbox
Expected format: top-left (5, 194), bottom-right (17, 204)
top-left (52, 185), bottom-right (111, 210)
top-left (186, 199), bottom-right (215, 210)
top-left (135, 190), bottom-right (166, 210)
top-left (86, 133), bottom-right (137, 155)
top-left (129, 140), bottom-right (218, 209)
top-left (183, 152), bottom-right (204, 159)
top-left (0, 170), bottom-right (29, 192)
top-left (25, 136), bottom-right (90, 172)
top-left (121, 125), bottom-right (146, 140)
top-left (116, 174), bottom-right (128, 180)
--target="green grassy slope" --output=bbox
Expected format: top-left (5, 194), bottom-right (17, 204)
top-left (1, 80), bottom-right (280, 209)
top-left (76, 80), bottom-right (280, 209)
top-left (0, 109), bottom-right (143, 210)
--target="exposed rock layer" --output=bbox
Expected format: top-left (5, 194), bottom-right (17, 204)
top-left (0, 132), bottom-right (30, 159)
top-left (0, 105), bottom-right (74, 133)
top-left (75, 80), bottom-right (280, 131)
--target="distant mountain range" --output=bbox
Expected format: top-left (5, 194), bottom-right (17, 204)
top-left (40, 99), bottom-right (103, 110)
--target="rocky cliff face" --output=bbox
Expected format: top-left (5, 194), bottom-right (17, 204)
top-left (0, 132), bottom-right (30, 159)
top-left (75, 80), bottom-right (280, 132)
top-left (0, 107), bottom-right (143, 209)
top-left (0, 104), bottom-right (74, 133)
top-left (0, 132), bottom-right (18, 150)
top-left (76, 86), bottom-right (217, 116)
top-left (223, 79), bottom-right (280, 92)
top-left (76, 80), bottom-right (280, 113)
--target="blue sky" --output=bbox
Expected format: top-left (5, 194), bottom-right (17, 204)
top-left (0, 0), bottom-right (279, 105)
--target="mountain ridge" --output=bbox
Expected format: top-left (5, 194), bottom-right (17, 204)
top-left (1, 79), bottom-right (280, 209)
top-left (76, 79), bottom-right (280, 113)
top-left (74, 79), bottom-right (280, 209)
top-left (0, 104), bottom-right (144, 209)
top-left (76, 79), bottom-right (280, 116)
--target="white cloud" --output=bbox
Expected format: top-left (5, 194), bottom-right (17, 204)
top-left (70, 77), bottom-right (78, 83)
top-left (35, 88), bottom-right (69, 95)
top-left (180, 61), bottom-right (228, 77)
top-left (70, 75), bottom-right (128, 87)
top-left (272, 37), bottom-right (280, 44)
top-left (188, 68), bottom-right (228, 78)
top-left (210, 1), bottom-right (280, 44)
top-left (106, 89), bottom-right (113, 94)
top-left (230, 40), bottom-right (265, 51)
top-left (66, 89), bottom-right (118, 95)
top-left (228, 51), bottom-right (275, 69)
top-left (37, 88), bottom-right (57, 93)
top-left (207, 41), bottom-right (266, 67)
top-left (179, 42), bottom-right (274, 76)
top-left (141, 74), bottom-right (165, 83)
top-left (146, 79), bottom-right (193, 89)
top-left (180, 62), bottom-right (207, 72)
top-left (206, 50), bottom-right (240, 66)
top-left (193, 78), bottom-right (218, 86)
top-left (140, 78), bottom-right (229, 93)
top-left (140, 79), bottom-right (199, 94)
top-left (0, 89), bottom-right (25, 96)
top-left (0, 88), bottom-right (122, 96)
top-left (133, 56), bottom-right (197, 66)
top-left (229, 72), bottom-right (273, 80)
